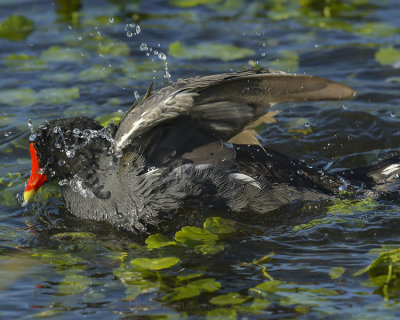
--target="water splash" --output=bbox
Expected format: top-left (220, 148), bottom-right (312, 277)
top-left (28, 119), bottom-right (34, 133)
top-left (70, 175), bottom-right (94, 198)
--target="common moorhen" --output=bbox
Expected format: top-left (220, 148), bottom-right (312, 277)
top-left (23, 69), bottom-right (399, 233)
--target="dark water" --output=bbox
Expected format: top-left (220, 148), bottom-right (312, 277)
top-left (1, 0), bottom-right (400, 319)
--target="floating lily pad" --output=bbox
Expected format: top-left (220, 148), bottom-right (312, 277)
top-left (38, 87), bottom-right (80, 105)
top-left (329, 266), bottom-right (345, 279)
top-left (95, 112), bottom-right (123, 126)
top-left (78, 65), bottom-right (113, 81)
top-left (58, 274), bottom-right (91, 295)
top-left (64, 103), bottom-right (98, 117)
top-left (130, 256), bottom-right (180, 270)
top-left (356, 22), bottom-right (398, 38)
top-left (168, 41), bottom-right (255, 62)
top-left (162, 278), bottom-right (220, 302)
top-left (41, 46), bottom-right (86, 62)
top-left (375, 46), bottom-right (400, 67)
top-left (145, 233), bottom-right (178, 249)
top-left (0, 88), bottom-right (37, 106)
top-left (3, 54), bottom-right (46, 71)
top-left (203, 217), bottom-right (236, 237)
top-left (175, 226), bottom-right (219, 247)
top-left (206, 308), bottom-right (237, 320)
top-left (0, 15), bottom-right (34, 41)
top-left (161, 285), bottom-right (201, 302)
top-left (177, 272), bottom-right (204, 281)
top-left (170, 0), bottom-right (222, 7)
top-left (367, 248), bottom-right (400, 299)
top-left (210, 292), bottom-right (250, 305)
top-left (195, 243), bottom-right (225, 255)
top-left (40, 72), bottom-right (74, 83)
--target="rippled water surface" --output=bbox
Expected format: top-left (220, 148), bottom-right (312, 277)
top-left (1, 0), bottom-right (400, 319)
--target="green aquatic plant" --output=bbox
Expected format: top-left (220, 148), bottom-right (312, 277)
top-left (168, 41), bottom-right (255, 62)
top-left (0, 15), bottom-right (34, 41)
top-left (3, 54), bottom-right (46, 71)
top-left (375, 46), bottom-right (400, 67)
top-left (356, 248), bottom-right (400, 300)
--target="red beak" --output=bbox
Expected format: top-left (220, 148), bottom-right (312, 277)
top-left (24, 142), bottom-right (47, 203)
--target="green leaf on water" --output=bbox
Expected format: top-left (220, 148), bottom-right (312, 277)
top-left (175, 226), bottom-right (219, 247)
top-left (38, 87), bottom-right (80, 105)
top-left (58, 274), bottom-right (91, 295)
top-left (195, 243), bottom-right (225, 255)
top-left (329, 266), bottom-right (345, 279)
top-left (145, 233), bottom-right (178, 249)
top-left (366, 248), bottom-right (400, 299)
top-left (177, 272), bottom-right (204, 281)
top-left (40, 72), bottom-right (74, 83)
top-left (168, 41), bottom-right (255, 62)
top-left (34, 309), bottom-right (62, 318)
top-left (41, 46), bottom-right (86, 62)
top-left (95, 112), bottom-right (122, 127)
top-left (375, 46), bottom-right (400, 66)
top-left (162, 278), bottom-right (221, 302)
top-left (161, 285), bottom-right (201, 302)
top-left (356, 22), bottom-right (398, 38)
top-left (0, 88), bottom-right (37, 106)
top-left (0, 15), bottom-right (34, 41)
top-left (78, 65), bottom-right (113, 81)
top-left (3, 53), bottom-right (46, 71)
top-left (206, 308), bottom-right (237, 320)
top-left (203, 217), bottom-right (236, 237)
top-left (170, 0), bottom-right (222, 7)
top-left (210, 292), bottom-right (250, 305)
top-left (130, 257), bottom-right (180, 270)
top-left (188, 278), bottom-right (221, 293)
top-left (98, 38), bottom-right (130, 56)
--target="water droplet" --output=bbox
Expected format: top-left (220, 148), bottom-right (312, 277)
top-left (28, 119), bottom-right (34, 133)
top-left (29, 133), bottom-right (37, 141)
top-left (304, 122), bottom-right (311, 128)
top-left (66, 149), bottom-right (75, 158)
top-left (134, 90), bottom-right (140, 100)
top-left (55, 143), bottom-right (62, 149)
top-left (59, 179), bottom-right (69, 186)
top-left (140, 43), bottom-right (148, 51)
top-left (118, 109), bottom-right (124, 114)
top-left (53, 126), bottom-right (59, 134)
top-left (126, 31), bottom-right (133, 37)
top-left (73, 128), bottom-right (81, 135)
top-left (297, 169), bottom-right (304, 175)
top-left (109, 17), bottom-right (114, 23)
top-left (158, 52), bottom-right (166, 61)
top-left (390, 111), bottom-right (396, 118)
top-left (78, 36), bottom-right (82, 41)
top-left (58, 159), bottom-right (65, 166)
top-left (136, 25), bottom-right (141, 34)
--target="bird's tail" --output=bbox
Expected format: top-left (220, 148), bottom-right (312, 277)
top-left (340, 156), bottom-right (400, 196)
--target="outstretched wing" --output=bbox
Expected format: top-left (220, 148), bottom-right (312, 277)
top-left (115, 69), bottom-right (355, 149)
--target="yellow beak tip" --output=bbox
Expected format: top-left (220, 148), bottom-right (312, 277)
top-left (23, 190), bottom-right (35, 205)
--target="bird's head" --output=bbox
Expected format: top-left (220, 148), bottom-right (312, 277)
top-left (23, 116), bottom-right (109, 204)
